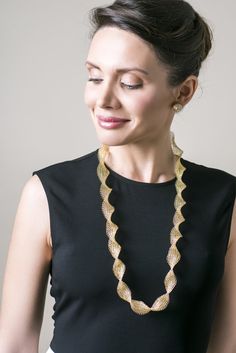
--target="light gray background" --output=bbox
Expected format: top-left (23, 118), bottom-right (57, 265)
top-left (1, 0), bottom-right (235, 352)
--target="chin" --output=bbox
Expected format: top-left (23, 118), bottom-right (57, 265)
top-left (94, 130), bottom-right (129, 147)
top-left (96, 135), bottom-right (128, 147)
top-left (93, 125), bottom-right (128, 148)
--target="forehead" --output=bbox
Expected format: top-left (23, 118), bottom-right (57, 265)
top-left (87, 26), bottom-right (157, 71)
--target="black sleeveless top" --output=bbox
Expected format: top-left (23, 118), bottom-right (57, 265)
top-left (32, 149), bottom-right (235, 353)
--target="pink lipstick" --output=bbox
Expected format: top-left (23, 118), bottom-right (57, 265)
top-left (97, 115), bottom-right (130, 129)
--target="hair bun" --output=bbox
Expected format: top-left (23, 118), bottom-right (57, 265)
top-left (193, 11), bottom-right (213, 62)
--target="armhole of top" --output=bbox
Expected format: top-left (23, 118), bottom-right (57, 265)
top-left (32, 171), bottom-right (53, 250)
top-left (225, 179), bottom-right (236, 252)
top-left (226, 197), bottom-right (236, 251)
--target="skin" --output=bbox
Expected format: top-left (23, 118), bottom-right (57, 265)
top-left (84, 26), bottom-right (198, 183)
top-left (0, 25), bottom-right (235, 353)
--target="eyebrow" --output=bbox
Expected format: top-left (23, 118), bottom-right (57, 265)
top-left (85, 60), bottom-right (149, 76)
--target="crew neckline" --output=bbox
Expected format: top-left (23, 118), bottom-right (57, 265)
top-left (96, 148), bottom-right (182, 187)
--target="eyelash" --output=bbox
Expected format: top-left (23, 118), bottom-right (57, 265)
top-left (87, 78), bottom-right (142, 90)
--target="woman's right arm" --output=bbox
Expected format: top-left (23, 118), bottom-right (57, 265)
top-left (0, 175), bottom-right (52, 353)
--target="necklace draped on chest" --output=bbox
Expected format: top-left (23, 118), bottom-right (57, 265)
top-left (96, 131), bottom-right (187, 315)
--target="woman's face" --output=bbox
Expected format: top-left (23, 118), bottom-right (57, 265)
top-left (84, 26), bottom-right (177, 146)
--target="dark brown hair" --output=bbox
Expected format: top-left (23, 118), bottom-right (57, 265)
top-left (88, 0), bottom-right (213, 86)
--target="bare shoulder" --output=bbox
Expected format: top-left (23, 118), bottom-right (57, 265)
top-left (0, 175), bottom-right (53, 347)
top-left (24, 173), bottom-right (48, 199)
top-left (19, 174), bottom-right (52, 250)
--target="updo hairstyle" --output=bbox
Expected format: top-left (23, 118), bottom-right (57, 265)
top-left (88, 0), bottom-right (213, 86)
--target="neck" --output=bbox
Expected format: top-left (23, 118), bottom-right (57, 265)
top-left (103, 131), bottom-right (178, 184)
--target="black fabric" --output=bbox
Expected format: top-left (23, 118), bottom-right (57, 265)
top-left (32, 149), bottom-right (235, 353)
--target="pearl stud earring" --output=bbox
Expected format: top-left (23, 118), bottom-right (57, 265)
top-left (173, 103), bottom-right (183, 113)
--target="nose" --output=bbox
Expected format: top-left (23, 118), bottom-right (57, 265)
top-left (96, 82), bottom-right (121, 109)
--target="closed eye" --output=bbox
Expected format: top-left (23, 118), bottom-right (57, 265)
top-left (121, 82), bottom-right (142, 90)
top-left (87, 78), bottom-right (142, 90)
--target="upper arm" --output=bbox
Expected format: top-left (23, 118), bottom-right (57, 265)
top-left (207, 198), bottom-right (236, 353)
top-left (0, 175), bottom-right (52, 352)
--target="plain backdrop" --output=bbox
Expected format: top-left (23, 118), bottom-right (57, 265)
top-left (0, 0), bottom-right (235, 351)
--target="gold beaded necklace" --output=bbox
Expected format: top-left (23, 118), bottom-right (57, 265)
top-left (96, 131), bottom-right (186, 315)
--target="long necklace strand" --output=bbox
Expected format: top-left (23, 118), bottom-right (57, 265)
top-left (96, 131), bottom-right (186, 315)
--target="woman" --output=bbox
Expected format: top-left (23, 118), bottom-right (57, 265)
top-left (0, 0), bottom-right (235, 352)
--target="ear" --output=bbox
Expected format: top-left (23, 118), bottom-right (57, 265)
top-left (173, 75), bottom-right (198, 107)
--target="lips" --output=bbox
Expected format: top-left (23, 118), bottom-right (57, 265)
top-left (97, 115), bottom-right (130, 122)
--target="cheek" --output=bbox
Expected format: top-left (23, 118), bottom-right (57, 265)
top-left (84, 85), bottom-right (96, 108)
top-left (127, 90), bottom-right (160, 115)
top-left (132, 89), bottom-right (171, 116)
